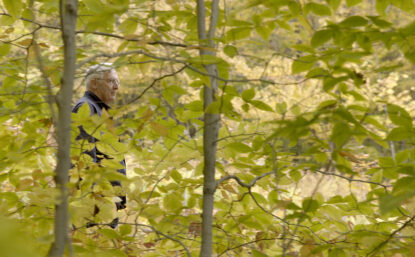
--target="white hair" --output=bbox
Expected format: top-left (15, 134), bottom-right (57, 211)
top-left (85, 62), bottom-right (114, 89)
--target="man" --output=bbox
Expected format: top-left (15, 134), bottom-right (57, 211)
top-left (72, 63), bottom-right (126, 227)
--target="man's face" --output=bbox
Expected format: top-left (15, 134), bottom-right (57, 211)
top-left (92, 69), bottom-right (119, 105)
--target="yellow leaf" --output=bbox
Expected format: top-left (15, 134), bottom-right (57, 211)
top-left (38, 42), bottom-right (49, 48)
top-left (123, 34), bottom-right (142, 40)
top-left (18, 39), bottom-right (33, 47)
top-left (339, 151), bottom-right (360, 163)
top-left (142, 108), bottom-right (153, 121)
top-left (150, 122), bottom-right (169, 137)
top-left (5, 27), bottom-right (14, 33)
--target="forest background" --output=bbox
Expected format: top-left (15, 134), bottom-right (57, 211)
top-left (1, 0), bottom-right (415, 256)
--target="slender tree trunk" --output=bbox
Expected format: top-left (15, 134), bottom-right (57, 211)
top-left (48, 0), bottom-right (78, 256)
top-left (197, 0), bottom-right (220, 256)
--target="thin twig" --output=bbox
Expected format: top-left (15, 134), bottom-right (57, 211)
top-left (214, 132), bottom-right (265, 143)
top-left (127, 65), bottom-right (186, 104)
top-left (76, 49), bottom-right (318, 86)
top-left (314, 169), bottom-right (391, 189)
top-left (119, 222), bottom-right (192, 257)
top-left (367, 215), bottom-right (415, 256)
top-left (32, 32), bottom-right (57, 125)
top-left (0, 13), bottom-right (189, 48)
top-left (216, 171), bottom-right (274, 189)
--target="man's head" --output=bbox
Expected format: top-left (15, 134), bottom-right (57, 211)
top-left (85, 63), bottom-right (120, 106)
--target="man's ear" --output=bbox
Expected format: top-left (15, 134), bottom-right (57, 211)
top-left (89, 79), bottom-right (97, 90)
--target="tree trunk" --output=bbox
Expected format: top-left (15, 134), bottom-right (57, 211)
top-left (48, 0), bottom-right (78, 256)
top-left (196, 0), bottom-right (220, 256)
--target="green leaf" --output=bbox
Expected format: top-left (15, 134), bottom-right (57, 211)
top-left (74, 103), bottom-right (92, 122)
top-left (339, 16), bottom-right (368, 27)
top-left (252, 249), bottom-right (269, 257)
top-left (205, 101), bottom-right (220, 114)
top-left (276, 102), bottom-right (287, 114)
top-left (292, 44), bottom-right (315, 53)
top-left (346, 0), bottom-right (362, 7)
top-left (250, 100), bottom-right (274, 112)
top-left (224, 45), bottom-right (238, 58)
top-left (119, 18), bottom-right (138, 35)
top-left (329, 248), bottom-right (347, 257)
top-left (0, 42), bottom-right (11, 56)
top-left (326, 0), bottom-right (341, 11)
top-left (187, 55), bottom-right (224, 65)
top-left (379, 193), bottom-right (410, 214)
top-left (2, 0), bottom-right (23, 17)
top-left (225, 27), bottom-right (252, 41)
top-left (331, 122), bottom-right (351, 147)
top-left (256, 26), bottom-right (271, 41)
top-left (400, 21), bottom-right (415, 37)
top-left (386, 127), bottom-right (413, 141)
top-left (347, 90), bottom-right (367, 101)
top-left (185, 100), bottom-right (203, 112)
top-left (241, 88), bottom-right (255, 102)
top-left (170, 169), bottom-right (182, 183)
top-left (292, 56), bottom-right (316, 74)
top-left (317, 100), bottom-right (338, 110)
top-left (379, 157), bottom-right (395, 168)
top-left (311, 29), bottom-right (333, 48)
top-left (396, 150), bottom-right (409, 164)
top-left (226, 142), bottom-right (252, 153)
top-left (323, 76), bottom-right (348, 91)
top-left (404, 50), bottom-right (415, 65)
top-left (105, 250), bottom-right (128, 257)
top-left (119, 224), bottom-right (132, 236)
top-left (396, 165), bottom-right (415, 176)
top-left (302, 198), bottom-right (319, 212)
top-left (83, 0), bottom-right (107, 14)
top-left (305, 3), bottom-right (332, 16)
top-left (387, 104), bottom-right (412, 128)
top-left (99, 229), bottom-right (121, 239)
top-left (163, 192), bottom-right (183, 211)
top-left (363, 116), bottom-right (387, 130)
top-left (288, 1), bottom-right (301, 16)
top-left (306, 67), bottom-right (330, 78)
top-left (376, 0), bottom-right (390, 15)
top-left (367, 16), bottom-right (392, 28)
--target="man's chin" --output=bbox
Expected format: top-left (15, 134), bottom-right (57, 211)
top-left (108, 97), bottom-right (116, 105)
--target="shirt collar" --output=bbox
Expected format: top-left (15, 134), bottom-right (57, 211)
top-left (85, 91), bottom-right (110, 110)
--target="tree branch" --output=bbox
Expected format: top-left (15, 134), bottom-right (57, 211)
top-left (76, 49), bottom-right (317, 86)
top-left (0, 13), bottom-right (190, 48)
top-left (127, 65), bottom-right (186, 105)
top-left (314, 169), bottom-right (391, 189)
top-left (216, 171), bottom-right (274, 189)
top-left (120, 222), bottom-right (192, 257)
top-left (367, 215), bottom-right (415, 257)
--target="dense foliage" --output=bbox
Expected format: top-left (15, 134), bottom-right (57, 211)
top-left (2, 0), bottom-right (415, 256)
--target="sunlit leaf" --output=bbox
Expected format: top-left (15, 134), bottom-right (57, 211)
top-left (2, 0), bottom-right (23, 17)
top-left (241, 88), bottom-right (255, 102)
top-left (311, 29), bottom-right (333, 47)
top-left (226, 142), bottom-right (252, 153)
top-left (346, 0), bottom-right (362, 7)
top-left (292, 56), bottom-right (316, 74)
top-left (339, 16), bottom-right (368, 27)
top-left (224, 45), bottom-right (238, 58)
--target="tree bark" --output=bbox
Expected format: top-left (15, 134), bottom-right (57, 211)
top-left (197, 0), bottom-right (220, 256)
top-left (48, 0), bottom-right (78, 256)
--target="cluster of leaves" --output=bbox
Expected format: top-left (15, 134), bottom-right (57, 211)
top-left (3, 0), bottom-right (415, 256)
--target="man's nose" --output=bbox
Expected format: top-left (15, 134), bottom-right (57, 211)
top-left (113, 83), bottom-right (118, 90)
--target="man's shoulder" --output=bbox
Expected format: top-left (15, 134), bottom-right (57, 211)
top-left (72, 96), bottom-right (98, 114)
